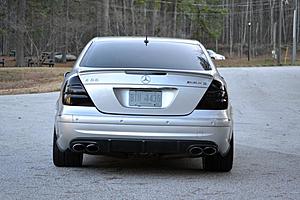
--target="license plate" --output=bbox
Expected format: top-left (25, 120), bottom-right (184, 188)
top-left (129, 90), bottom-right (162, 107)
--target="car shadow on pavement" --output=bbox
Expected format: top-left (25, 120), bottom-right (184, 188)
top-left (74, 143), bottom-right (300, 177)
top-left (81, 154), bottom-right (218, 176)
top-left (85, 154), bottom-right (203, 169)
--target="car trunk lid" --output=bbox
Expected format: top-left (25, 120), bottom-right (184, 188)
top-left (79, 69), bottom-right (213, 116)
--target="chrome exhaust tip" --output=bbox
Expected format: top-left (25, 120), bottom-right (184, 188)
top-left (188, 146), bottom-right (203, 156)
top-left (203, 147), bottom-right (217, 156)
top-left (86, 144), bottom-right (100, 153)
top-left (72, 143), bottom-right (85, 153)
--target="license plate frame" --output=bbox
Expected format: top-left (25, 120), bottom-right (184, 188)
top-left (129, 90), bottom-right (162, 108)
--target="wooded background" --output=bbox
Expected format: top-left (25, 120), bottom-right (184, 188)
top-left (0, 0), bottom-right (299, 66)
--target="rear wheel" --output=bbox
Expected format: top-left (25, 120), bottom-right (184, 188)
top-left (53, 130), bottom-right (83, 167)
top-left (203, 133), bottom-right (233, 172)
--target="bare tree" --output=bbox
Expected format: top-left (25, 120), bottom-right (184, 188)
top-left (103, 0), bottom-right (110, 36)
top-left (159, 1), bottom-right (167, 36)
top-left (172, 0), bottom-right (177, 37)
top-left (1, 0), bottom-right (298, 64)
top-left (16, 0), bottom-right (26, 67)
top-left (149, 0), bottom-right (157, 36)
top-left (122, 0), bottom-right (127, 35)
top-left (130, 0), bottom-right (136, 35)
top-left (96, 1), bottom-right (102, 36)
top-left (62, 0), bottom-right (69, 63)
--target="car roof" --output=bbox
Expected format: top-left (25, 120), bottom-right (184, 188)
top-left (90, 37), bottom-right (201, 46)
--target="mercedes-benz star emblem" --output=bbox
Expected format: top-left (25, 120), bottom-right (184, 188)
top-left (141, 75), bottom-right (151, 84)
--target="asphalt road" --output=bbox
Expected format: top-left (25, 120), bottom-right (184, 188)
top-left (0, 67), bottom-right (300, 200)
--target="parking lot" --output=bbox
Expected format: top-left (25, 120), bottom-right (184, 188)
top-left (0, 67), bottom-right (299, 199)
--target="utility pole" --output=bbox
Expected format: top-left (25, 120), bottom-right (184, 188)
top-left (248, 22), bottom-right (251, 61)
top-left (278, 0), bottom-right (283, 65)
top-left (292, 0), bottom-right (298, 65)
top-left (1, 34), bottom-right (3, 56)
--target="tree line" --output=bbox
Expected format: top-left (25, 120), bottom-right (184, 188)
top-left (0, 0), bottom-right (299, 66)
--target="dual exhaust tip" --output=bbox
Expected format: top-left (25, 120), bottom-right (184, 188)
top-left (72, 143), bottom-right (100, 153)
top-left (188, 146), bottom-right (217, 157)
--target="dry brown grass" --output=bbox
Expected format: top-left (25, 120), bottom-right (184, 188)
top-left (0, 67), bottom-right (71, 95)
top-left (0, 55), bottom-right (299, 95)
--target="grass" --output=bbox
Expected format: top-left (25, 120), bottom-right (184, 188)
top-left (0, 55), bottom-right (299, 95)
top-left (0, 67), bottom-right (71, 95)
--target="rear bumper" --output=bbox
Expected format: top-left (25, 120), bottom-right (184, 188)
top-left (70, 139), bottom-right (218, 156)
top-left (55, 106), bottom-right (233, 155)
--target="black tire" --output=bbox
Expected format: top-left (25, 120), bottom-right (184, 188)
top-left (53, 130), bottom-right (83, 167)
top-left (203, 133), bottom-right (234, 172)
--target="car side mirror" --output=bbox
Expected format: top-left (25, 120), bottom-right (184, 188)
top-left (214, 57), bottom-right (223, 61)
top-left (64, 72), bottom-right (70, 78)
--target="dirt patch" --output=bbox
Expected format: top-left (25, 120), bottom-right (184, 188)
top-left (0, 67), bottom-right (71, 95)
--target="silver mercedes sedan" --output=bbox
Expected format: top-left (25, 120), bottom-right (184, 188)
top-left (53, 37), bottom-right (233, 172)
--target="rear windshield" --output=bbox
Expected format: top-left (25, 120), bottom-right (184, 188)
top-left (80, 40), bottom-right (211, 70)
